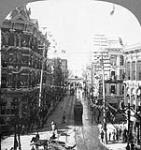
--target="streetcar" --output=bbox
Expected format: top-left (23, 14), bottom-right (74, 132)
top-left (74, 100), bottom-right (83, 125)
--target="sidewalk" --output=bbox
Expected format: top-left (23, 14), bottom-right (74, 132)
top-left (104, 142), bottom-right (127, 150)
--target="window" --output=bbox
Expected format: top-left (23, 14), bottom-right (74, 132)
top-left (111, 71), bottom-right (115, 76)
top-left (132, 62), bottom-right (135, 80)
top-left (120, 55), bottom-right (124, 66)
top-left (111, 85), bottom-right (116, 94)
top-left (139, 72), bottom-right (141, 80)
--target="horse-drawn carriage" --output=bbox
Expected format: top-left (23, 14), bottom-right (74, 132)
top-left (30, 135), bottom-right (76, 150)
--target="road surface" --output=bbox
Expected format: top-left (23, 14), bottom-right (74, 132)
top-left (2, 90), bottom-right (108, 150)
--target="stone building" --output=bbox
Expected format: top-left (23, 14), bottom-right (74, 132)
top-left (124, 43), bottom-right (141, 146)
top-left (1, 6), bottom-right (52, 134)
top-left (91, 35), bottom-right (124, 107)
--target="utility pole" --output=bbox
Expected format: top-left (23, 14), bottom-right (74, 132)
top-left (101, 53), bottom-right (108, 144)
top-left (126, 103), bottom-right (131, 150)
top-left (39, 42), bottom-right (46, 108)
top-left (38, 27), bottom-right (48, 108)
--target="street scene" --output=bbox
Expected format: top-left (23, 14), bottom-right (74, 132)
top-left (1, 0), bottom-right (141, 150)
top-left (1, 89), bottom-right (127, 150)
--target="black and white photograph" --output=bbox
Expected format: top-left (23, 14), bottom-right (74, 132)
top-left (0, 0), bottom-right (141, 150)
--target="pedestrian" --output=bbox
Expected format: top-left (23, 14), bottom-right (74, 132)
top-left (100, 130), bottom-right (104, 142)
top-left (116, 129), bottom-right (119, 141)
top-left (119, 127), bottom-right (122, 139)
top-left (112, 130), bottom-right (116, 142)
top-left (62, 111), bottom-right (66, 123)
top-left (50, 121), bottom-right (57, 139)
top-left (35, 132), bottom-right (40, 141)
top-left (109, 132), bottom-right (111, 141)
top-left (123, 128), bottom-right (127, 143)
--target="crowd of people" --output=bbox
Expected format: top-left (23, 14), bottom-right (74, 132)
top-left (100, 126), bottom-right (128, 143)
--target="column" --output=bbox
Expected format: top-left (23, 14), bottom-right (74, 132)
top-left (135, 57), bottom-right (138, 110)
top-left (124, 84), bottom-right (128, 105)
top-left (130, 59), bottom-right (132, 80)
top-left (116, 55), bottom-right (120, 80)
top-left (135, 59), bottom-right (138, 80)
top-left (91, 63), bottom-right (93, 87)
top-left (107, 83), bottom-right (110, 96)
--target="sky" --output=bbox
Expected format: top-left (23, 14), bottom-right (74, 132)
top-left (27, 0), bottom-right (141, 76)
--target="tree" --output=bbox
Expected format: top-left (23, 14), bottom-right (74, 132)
top-left (53, 58), bottom-right (65, 86)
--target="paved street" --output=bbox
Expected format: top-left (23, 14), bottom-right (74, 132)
top-left (2, 90), bottom-right (126, 150)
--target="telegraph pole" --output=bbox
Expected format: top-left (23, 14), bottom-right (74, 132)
top-left (126, 102), bottom-right (131, 150)
top-left (101, 53), bottom-right (108, 144)
top-left (39, 42), bottom-right (46, 108)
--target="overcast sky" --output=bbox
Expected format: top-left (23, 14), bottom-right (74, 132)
top-left (27, 0), bottom-right (141, 76)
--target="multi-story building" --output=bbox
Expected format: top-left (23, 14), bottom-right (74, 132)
top-left (86, 35), bottom-right (126, 124)
top-left (104, 47), bottom-right (124, 104)
top-left (90, 35), bottom-right (124, 106)
top-left (1, 6), bottom-right (51, 134)
top-left (124, 43), bottom-right (141, 145)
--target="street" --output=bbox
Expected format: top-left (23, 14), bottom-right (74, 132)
top-left (2, 90), bottom-right (110, 150)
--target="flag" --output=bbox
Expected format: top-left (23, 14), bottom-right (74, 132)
top-left (119, 37), bottom-right (124, 46)
top-left (110, 5), bottom-right (115, 15)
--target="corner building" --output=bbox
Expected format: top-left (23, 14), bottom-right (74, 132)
top-left (1, 6), bottom-right (51, 134)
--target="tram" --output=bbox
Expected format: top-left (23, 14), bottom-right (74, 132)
top-left (74, 100), bottom-right (83, 124)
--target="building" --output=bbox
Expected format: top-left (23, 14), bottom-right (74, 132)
top-left (90, 35), bottom-right (124, 105)
top-left (85, 35), bottom-right (126, 124)
top-left (124, 43), bottom-right (141, 146)
top-left (104, 47), bottom-right (124, 104)
top-left (48, 58), bottom-right (68, 83)
top-left (60, 59), bottom-right (68, 79)
top-left (1, 6), bottom-right (51, 135)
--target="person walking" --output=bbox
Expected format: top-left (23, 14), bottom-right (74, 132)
top-left (123, 128), bottom-right (127, 143)
top-left (50, 121), bottom-right (58, 139)
top-left (100, 130), bottom-right (104, 142)
top-left (112, 130), bottom-right (116, 142)
top-left (62, 111), bottom-right (66, 123)
top-left (109, 132), bottom-right (111, 142)
top-left (116, 129), bottom-right (119, 141)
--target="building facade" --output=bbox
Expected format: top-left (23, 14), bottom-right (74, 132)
top-left (90, 35), bottom-right (124, 106)
top-left (124, 43), bottom-right (141, 146)
top-left (0, 6), bottom-right (52, 135)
